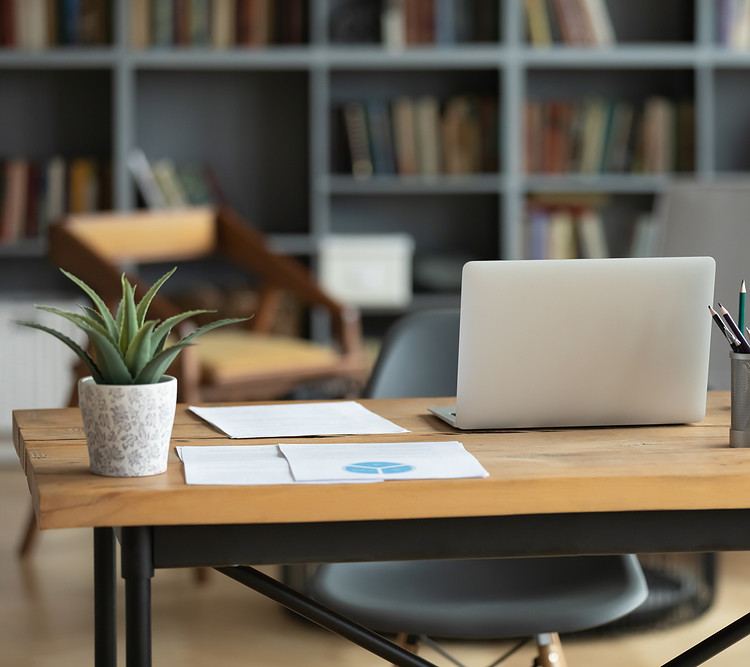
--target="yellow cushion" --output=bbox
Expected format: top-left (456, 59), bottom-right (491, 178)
top-left (195, 330), bottom-right (339, 383)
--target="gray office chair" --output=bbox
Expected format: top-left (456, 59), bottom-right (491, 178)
top-left (653, 178), bottom-right (750, 390)
top-left (310, 309), bottom-right (648, 667)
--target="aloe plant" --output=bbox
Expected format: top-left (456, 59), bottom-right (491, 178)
top-left (16, 267), bottom-right (248, 385)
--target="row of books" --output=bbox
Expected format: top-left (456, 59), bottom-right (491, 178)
top-left (0, 156), bottom-right (111, 245)
top-left (127, 148), bottom-right (223, 210)
top-left (717, 0), bottom-right (750, 48)
top-left (525, 0), bottom-right (615, 47)
top-left (524, 201), bottom-right (658, 260)
top-left (340, 95), bottom-right (498, 179)
top-left (330, 0), bottom-right (499, 47)
top-left (0, 0), bottom-right (110, 49)
top-left (132, 0), bottom-right (307, 49)
top-left (524, 96), bottom-right (695, 175)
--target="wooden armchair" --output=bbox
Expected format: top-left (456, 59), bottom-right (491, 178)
top-left (47, 205), bottom-right (368, 404)
top-left (18, 206), bottom-right (367, 558)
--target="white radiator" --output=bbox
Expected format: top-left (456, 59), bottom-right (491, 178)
top-left (0, 298), bottom-right (86, 433)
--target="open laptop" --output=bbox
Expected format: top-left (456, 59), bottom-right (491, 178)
top-left (430, 257), bottom-right (716, 429)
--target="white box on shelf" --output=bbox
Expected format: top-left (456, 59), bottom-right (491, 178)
top-left (319, 234), bottom-right (415, 308)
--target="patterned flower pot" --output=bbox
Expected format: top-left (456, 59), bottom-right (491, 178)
top-left (78, 376), bottom-right (178, 477)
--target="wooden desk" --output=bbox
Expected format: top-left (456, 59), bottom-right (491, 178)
top-left (13, 393), bottom-right (750, 667)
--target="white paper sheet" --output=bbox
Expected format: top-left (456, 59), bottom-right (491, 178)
top-left (178, 445), bottom-right (297, 485)
top-left (279, 441), bottom-right (489, 482)
top-left (189, 401), bottom-right (408, 439)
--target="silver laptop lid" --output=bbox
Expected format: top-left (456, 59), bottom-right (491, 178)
top-left (455, 257), bottom-right (715, 429)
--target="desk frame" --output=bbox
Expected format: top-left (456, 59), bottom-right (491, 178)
top-left (92, 509), bottom-right (750, 667)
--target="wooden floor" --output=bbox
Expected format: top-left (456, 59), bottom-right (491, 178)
top-left (4, 464), bottom-right (750, 667)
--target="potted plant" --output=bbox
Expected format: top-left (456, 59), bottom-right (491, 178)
top-left (17, 267), bottom-right (247, 477)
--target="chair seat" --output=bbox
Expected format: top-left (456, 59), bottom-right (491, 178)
top-left (196, 330), bottom-right (340, 384)
top-left (312, 556), bottom-right (648, 639)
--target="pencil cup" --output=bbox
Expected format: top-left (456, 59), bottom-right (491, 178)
top-left (730, 352), bottom-right (750, 447)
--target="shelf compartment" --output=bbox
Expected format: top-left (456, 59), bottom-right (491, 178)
top-left (134, 69), bottom-right (309, 235)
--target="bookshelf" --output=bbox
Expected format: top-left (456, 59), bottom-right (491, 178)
top-left (0, 0), bottom-right (746, 318)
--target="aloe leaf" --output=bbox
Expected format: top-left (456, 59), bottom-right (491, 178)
top-left (124, 320), bottom-right (156, 378)
top-left (36, 305), bottom-right (116, 345)
top-left (178, 316), bottom-right (251, 345)
top-left (151, 309), bottom-right (216, 350)
top-left (60, 269), bottom-right (118, 340)
top-left (79, 305), bottom-right (106, 327)
top-left (135, 267), bottom-right (176, 326)
top-left (15, 320), bottom-right (104, 383)
top-left (133, 342), bottom-right (193, 384)
top-left (119, 277), bottom-right (139, 355)
top-left (88, 329), bottom-right (134, 384)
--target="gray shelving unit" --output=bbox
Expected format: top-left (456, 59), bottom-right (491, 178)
top-left (1, 0), bottom-right (747, 312)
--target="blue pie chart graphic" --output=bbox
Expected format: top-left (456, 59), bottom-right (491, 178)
top-left (344, 461), bottom-right (414, 475)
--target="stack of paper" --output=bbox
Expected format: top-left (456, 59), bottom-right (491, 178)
top-left (178, 441), bottom-right (489, 485)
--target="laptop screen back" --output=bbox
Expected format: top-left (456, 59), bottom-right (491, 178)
top-left (455, 257), bottom-right (715, 429)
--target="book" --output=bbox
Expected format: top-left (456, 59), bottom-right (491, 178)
top-left (577, 208), bottom-right (609, 258)
top-left (174, 0), bottom-right (190, 45)
top-left (150, 0), bottom-right (174, 47)
top-left (175, 162), bottom-right (216, 205)
top-left (127, 148), bottom-right (168, 209)
top-left (24, 160), bottom-right (40, 238)
top-left (434, 0), bottom-right (456, 45)
top-left (45, 156), bottom-right (66, 227)
top-left (631, 212), bottom-right (658, 258)
top-left (578, 97), bottom-right (607, 174)
top-left (414, 95), bottom-right (441, 175)
top-left (342, 101), bottom-right (373, 180)
top-left (580, 0), bottom-right (615, 46)
top-left (151, 159), bottom-right (189, 206)
top-left (391, 96), bottom-right (418, 176)
top-left (524, 0), bottom-right (552, 46)
top-left (0, 159), bottom-right (28, 243)
top-left (546, 208), bottom-right (577, 259)
top-left (130, 0), bottom-right (150, 48)
top-left (381, 0), bottom-right (406, 50)
top-left (237, 0), bottom-right (272, 46)
top-left (189, 0), bottom-right (210, 46)
top-left (211, 0), bottom-right (236, 48)
top-left (602, 102), bottom-right (634, 173)
top-left (68, 157), bottom-right (98, 213)
top-left (441, 95), bottom-right (480, 174)
top-left (525, 205), bottom-right (549, 259)
top-left (366, 99), bottom-right (397, 175)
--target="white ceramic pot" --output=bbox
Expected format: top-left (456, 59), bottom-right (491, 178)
top-left (78, 375), bottom-right (178, 477)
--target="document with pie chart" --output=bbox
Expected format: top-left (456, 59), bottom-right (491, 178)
top-left (278, 441), bottom-right (489, 482)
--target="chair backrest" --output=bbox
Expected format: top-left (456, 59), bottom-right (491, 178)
top-left (365, 309), bottom-right (460, 399)
top-left (653, 179), bottom-right (750, 389)
top-left (47, 205), bottom-right (367, 401)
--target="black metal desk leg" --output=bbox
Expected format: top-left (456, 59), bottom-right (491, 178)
top-left (120, 527), bottom-right (154, 667)
top-left (94, 527), bottom-right (117, 667)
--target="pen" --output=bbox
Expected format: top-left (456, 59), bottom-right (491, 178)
top-left (740, 280), bottom-right (746, 332)
top-left (718, 302), bottom-right (750, 353)
top-left (709, 305), bottom-right (742, 352)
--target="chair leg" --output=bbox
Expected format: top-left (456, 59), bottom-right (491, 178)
top-left (535, 633), bottom-right (568, 667)
top-left (18, 507), bottom-right (38, 558)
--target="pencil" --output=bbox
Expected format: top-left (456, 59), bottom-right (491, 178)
top-left (710, 305), bottom-right (742, 352)
top-left (718, 302), bottom-right (750, 353)
top-left (740, 280), bottom-right (746, 332)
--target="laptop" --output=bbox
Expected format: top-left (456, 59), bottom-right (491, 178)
top-left (430, 257), bottom-right (716, 429)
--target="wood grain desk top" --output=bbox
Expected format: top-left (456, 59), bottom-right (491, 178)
top-left (12, 392), bottom-right (748, 530)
